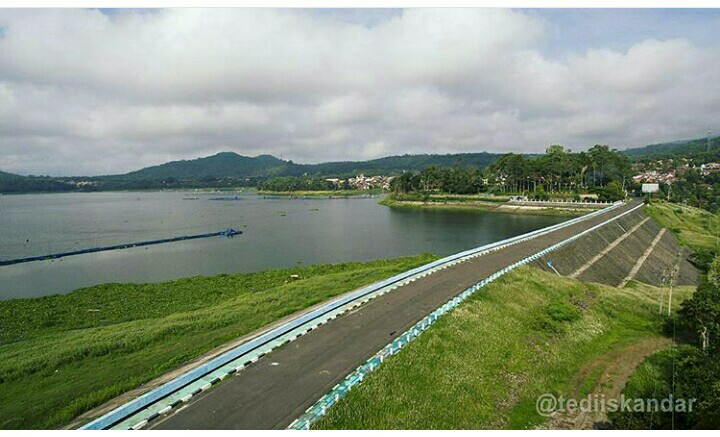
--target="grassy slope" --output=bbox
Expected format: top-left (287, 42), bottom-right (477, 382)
top-left (612, 201), bottom-right (716, 429)
top-left (644, 201), bottom-right (720, 251)
top-left (0, 254), bottom-right (436, 429)
top-left (315, 267), bottom-right (693, 429)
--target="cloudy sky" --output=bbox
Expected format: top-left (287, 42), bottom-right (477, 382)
top-left (1, 8), bottom-right (719, 176)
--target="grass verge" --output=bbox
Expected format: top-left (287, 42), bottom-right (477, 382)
top-left (314, 267), bottom-right (693, 429)
top-left (644, 201), bottom-right (720, 252)
top-left (0, 254), bottom-right (437, 429)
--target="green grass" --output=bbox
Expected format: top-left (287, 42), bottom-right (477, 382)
top-left (314, 267), bottom-right (692, 430)
top-left (644, 201), bottom-right (720, 251)
top-left (607, 344), bottom-right (698, 429)
top-left (617, 346), bottom-right (677, 399)
top-left (0, 254), bottom-right (437, 429)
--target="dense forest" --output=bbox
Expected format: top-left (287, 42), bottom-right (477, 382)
top-left (389, 166), bottom-right (484, 195)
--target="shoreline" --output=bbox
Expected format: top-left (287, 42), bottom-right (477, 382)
top-left (257, 189), bottom-right (383, 198)
top-left (379, 197), bottom-right (594, 217)
top-left (0, 254), bottom-right (437, 429)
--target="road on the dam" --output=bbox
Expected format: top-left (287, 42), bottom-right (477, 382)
top-left (154, 201), bottom-right (640, 430)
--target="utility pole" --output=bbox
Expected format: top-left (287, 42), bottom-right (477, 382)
top-left (660, 268), bottom-right (668, 315)
top-left (667, 254), bottom-right (679, 317)
top-left (708, 129), bottom-right (712, 153)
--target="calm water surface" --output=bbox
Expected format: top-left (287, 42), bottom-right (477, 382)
top-left (0, 192), bottom-right (566, 300)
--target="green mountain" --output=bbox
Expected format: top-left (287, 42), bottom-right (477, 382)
top-left (120, 151), bottom-right (502, 180)
top-left (305, 152), bottom-right (499, 176)
top-left (0, 170), bottom-right (22, 181)
top-left (0, 171), bottom-right (74, 193)
top-left (623, 136), bottom-right (720, 160)
top-left (123, 152), bottom-right (299, 180)
top-left (8, 132), bottom-right (720, 194)
top-left (0, 151), bottom-right (503, 193)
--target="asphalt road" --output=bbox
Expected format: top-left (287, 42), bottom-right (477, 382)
top-left (154, 201), bottom-right (639, 430)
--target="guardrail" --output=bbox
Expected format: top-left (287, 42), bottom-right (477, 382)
top-left (288, 201), bottom-right (643, 429)
top-left (508, 199), bottom-right (614, 206)
top-left (80, 201), bottom-right (628, 430)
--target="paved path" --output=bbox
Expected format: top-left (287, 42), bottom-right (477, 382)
top-left (154, 201), bottom-right (640, 430)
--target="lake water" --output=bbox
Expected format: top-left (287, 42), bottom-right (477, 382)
top-left (0, 192), bottom-right (566, 300)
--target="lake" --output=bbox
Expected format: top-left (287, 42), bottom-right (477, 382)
top-left (0, 191), bottom-right (567, 300)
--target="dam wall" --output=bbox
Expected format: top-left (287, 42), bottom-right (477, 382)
top-left (532, 208), bottom-right (697, 287)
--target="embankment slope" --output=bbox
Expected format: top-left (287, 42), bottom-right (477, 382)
top-left (315, 267), bottom-right (693, 429)
top-left (531, 207), bottom-right (697, 287)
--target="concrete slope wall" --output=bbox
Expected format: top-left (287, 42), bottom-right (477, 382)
top-left (634, 230), bottom-right (697, 286)
top-left (532, 209), bottom-right (644, 277)
top-left (532, 209), bottom-right (697, 287)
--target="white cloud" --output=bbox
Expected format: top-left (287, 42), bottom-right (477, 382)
top-left (0, 8), bottom-right (718, 175)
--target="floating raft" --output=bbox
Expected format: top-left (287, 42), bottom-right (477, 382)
top-left (208, 196), bottom-right (241, 201)
top-left (0, 228), bottom-right (242, 266)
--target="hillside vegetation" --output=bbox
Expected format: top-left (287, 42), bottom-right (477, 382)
top-left (608, 204), bottom-right (720, 429)
top-left (2, 134), bottom-right (717, 194)
top-left (624, 135), bottom-right (720, 161)
top-left (315, 267), bottom-right (692, 429)
top-left (0, 152), bottom-right (502, 193)
top-left (0, 254), bottom-right (436, 429)
top-left (644, 201), bottom-right (720, 252)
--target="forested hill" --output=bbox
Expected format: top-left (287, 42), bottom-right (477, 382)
top-left (0, 151), bottom-right (503, 193)
top-left (123, 152), bottom-right (300, 180)
top-left (0, 170), bottom-right (22, 181)
top-left (623, 135), bottom-right (720, 160)
top-left (125, 151), bottom-right (502, 179)
top-left (304, 152), bottom-right (500, 176)
top-left (5, 133), bottom-right (720, 194)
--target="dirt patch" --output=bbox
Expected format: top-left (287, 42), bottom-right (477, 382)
top-left (538, 337), bottom-right (672, 430)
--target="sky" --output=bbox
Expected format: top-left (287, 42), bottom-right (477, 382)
top-left (1, 8), bottom-right (719, 176)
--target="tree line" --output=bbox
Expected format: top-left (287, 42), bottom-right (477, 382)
top-left (389, 166), bottom-right (484, 195)
top-left (487, 144), bottom-right (631, 193)
top-left (257, 176), bottom-right (341, 192)
top-left (389, 145), bottom-right (632, 202)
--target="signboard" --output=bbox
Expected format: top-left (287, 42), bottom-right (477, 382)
top-left (642, 183), bottom-right (660, 193)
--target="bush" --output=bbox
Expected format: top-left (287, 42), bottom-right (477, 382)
top-left (546, 302), bottom-right (582, 323)
top-left (533, 301), bottom-right (582, 334)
